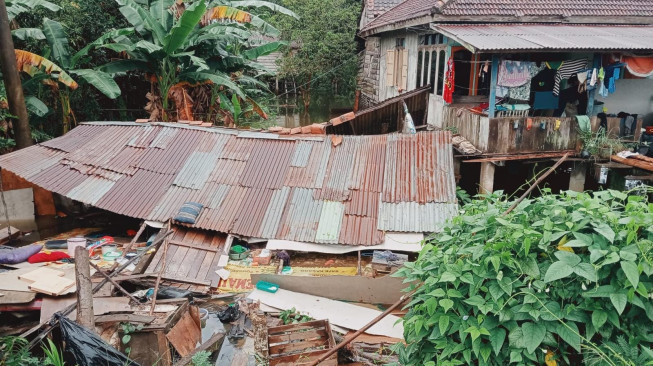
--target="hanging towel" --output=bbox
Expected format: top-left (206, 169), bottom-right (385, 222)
top-left (443, 56), bottom-right (455, 104)
top-left (590, 68), bottom-right (597, 86)
top-left (576, 115), bottom-right (591, 133)
top-left (599, 82), bottom-right (608, 97)
top-left (553, 59), bottom-right (588, 96)
top-left (577, 71), bottom-right (588, 93)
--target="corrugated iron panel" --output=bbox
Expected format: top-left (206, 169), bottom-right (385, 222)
top-left (315, 201), bottom-right (345, 244)
top-left (284, 139), bottom-right (331, 188)
top-left (239, 139), bottom-right (295, 189)
top-left (231, 188), bottom-right (274, 237)
top-left (382, 132), bottom-right (456, 204)
top-left (173, 133), bottom-right (229, 189)
top-left (127, 125), bottom-right (160, 148)
top-left (147, 185), bottom-right (205, 222)
top-left (30, 163), bottom-right (88, 194)
top-left (377, 202), bottom-right (458, 232)
top-left (316, 137), bottom-right (357, 201)
top-left (221, 136), bottom-right (252, 161)
top-left (345, 190), bottom-right (380, 217)
top-left (259, 187), bottom-right (291, 238)
top-left (207, 158), bottom-right (246, 185)
top-left (202, 185), bottom-right (248, 232)
top-left (104, 146), bottom-right (145, 175)
top-left (349, 135), bottom-right (386, 192)
top-left (202, 183), bottom-right (230, 209)
top-left (277, 188), bottom-right (322, 243)
top-left (66, 176), bottom-right (115, 205)
top-left (136, 128), bottom-right (203, 174)
top-left (96, 169), bottom-right (176, 219)
top-left (40, 124), bottom-right (105, 152)
top-left (290, 141), bottom-right (313, 167)
top-left (339, 215), bottom-right (384, 245)
top-left (0, 145), bottom-right (65, 180)
top-left (65, 125), bottom-right (137, 168)
top-left (433, 24), bottom-right (653, 51)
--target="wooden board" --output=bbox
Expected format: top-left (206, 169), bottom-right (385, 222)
top-left (28, 276), bottom-right (75, 296)
top-left (18, 267), bottom-right (65, 283)
top-left (165, 308), bottom-right (201, 357)
top-left (268, 320), bottom-right (337, 366)
top-left (145, 226), bottom-right (227, 289)
top-left (0, 226), bottom-right (21, 245)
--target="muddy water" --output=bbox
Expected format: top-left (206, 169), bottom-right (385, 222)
top-left (201, 298), bottom-right (256, 366)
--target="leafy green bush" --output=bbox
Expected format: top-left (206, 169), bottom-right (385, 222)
top-left (395, 190), bottom-right (653, 365)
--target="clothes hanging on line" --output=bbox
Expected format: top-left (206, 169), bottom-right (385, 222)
top-left (622, 55), bottom-right (653, 77)
top-left (495, 63), bottom-right (545, 102)
top-left (497, 61), bottom-right (534, 87)
top-left (443, 56), bottom-right (455, 104)
top-left (553, 59), bottom-right (588, 96)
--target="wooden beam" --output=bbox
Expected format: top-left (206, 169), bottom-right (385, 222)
top-left (464, 151), bottom-right (574, 163)
top-left (168, 240), bottom-right (219, 252)
top-left (172, 332), bottom-right (225, 366)
top-left (74, 247), bottom-right (95, 330)
top-left (610, 155), bottom-right (653, 172)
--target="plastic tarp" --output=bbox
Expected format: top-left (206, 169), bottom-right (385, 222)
top-left (56, 314), bottom-right (139, 366)
top-left (622, 55), bottom-right (653, 77)
top-left (265, 232), bottom-right (424, 254)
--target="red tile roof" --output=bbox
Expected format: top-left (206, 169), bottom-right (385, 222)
top-left (361, 0), bottom-right (653, 35)
top-left (0, 122), bottom-right (457, 246)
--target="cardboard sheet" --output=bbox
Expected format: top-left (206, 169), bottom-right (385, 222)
top-left (266, 232), bottom-right (423, 253)
top-left (248, 289), bottom-right (404, 339)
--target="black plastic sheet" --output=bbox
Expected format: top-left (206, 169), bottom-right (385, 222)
top-left (55, 314), bottom-right (140, 366)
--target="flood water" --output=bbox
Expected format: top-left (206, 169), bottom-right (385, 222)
top-left (270, 95), bottom-right (352, 128)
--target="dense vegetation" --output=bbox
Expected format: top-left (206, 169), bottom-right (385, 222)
top-left (1, 0), bottom-right (363, 148)
top-left (396, 189), bottom-right (653, 365)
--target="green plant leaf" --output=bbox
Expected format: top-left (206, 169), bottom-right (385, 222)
top-left (12, 27), bottom-right (45, 40)
top-left (573, 263), bottom-right (597, 282)
top-left (521, 322), bottom-right (546, 354)
top-left (620, 261), bottom-right (640, 288)
top-left (163, 0), bottom-right (206, 54)
top-left (72, 27), bottom-right (135, 67)
top-left (594, 223), bottom-right (615, 243)
top-left (122, 334), bottom-right (131, 344)
top-left (71, 69), bottom-right (121, 98)
top-left (439, 299), bottom-right (454, 313)
top-left (591, 310), bottom-right (607, 329)
top-left (117, 0), bottom-right (167, 44)
top-left (439, 272), bottom-right (456, 282)
top-left (544, 261), bottom-right (573, 282)
top-left (554, 251), bottom-right (582, 266)
top-left (554, 322), bottom-right (581, 352)
top-left (25, 96), bottom-right (49, 117)
top-left (609, 293), bottom-right (627, 315)
top-left (490, 327), bottom-right (506, 355)
top-left (42, 18), bottom-right (70, 68)
top-left (439, 315), bottom-right (449, 335)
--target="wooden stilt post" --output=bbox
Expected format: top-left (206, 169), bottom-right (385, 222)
top-left (357, 250), bottom-right (362, 275)
top-left (74, 246), bottom-right (95, 329)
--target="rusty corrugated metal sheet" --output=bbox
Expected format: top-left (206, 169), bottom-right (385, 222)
top-left (434, 24), bottom-right (653, 52)
top-left (0, 122), bottom-right (457, 246)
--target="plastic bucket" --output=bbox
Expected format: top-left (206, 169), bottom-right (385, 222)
top-left (67, 237), bottom-right (87, 257)
top-left (199, 308), bottom-right (209, 328)
top-left (101, 244), bottom-right (118, 255)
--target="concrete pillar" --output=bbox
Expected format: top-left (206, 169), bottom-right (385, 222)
top-left (569, 162), bottom-right (587, 192)
top-left (479, 162), bottom-right (495, 194)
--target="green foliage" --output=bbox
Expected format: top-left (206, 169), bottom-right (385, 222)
top-left (279, 307), bottom-right (313, 325)
top-left (273, 0), bottom-right (361, 102)
top-left (0, 337), bottom-right (40, 366)
top-left (395, 189), bottom-right (653, 366)
top-left (41, 339), bottom-right (64, 366)
top-left (120, 322), bottom-right (144, 355)
top-left (191, 350), bottom-right (212, 366)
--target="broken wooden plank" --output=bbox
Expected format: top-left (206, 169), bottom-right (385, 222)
top-left (611, 154), bottom-right (653, 172)
top-left (165, 307), bottom-right (201, 357)
top-left (29, 276), bottom-right (75, 296)
top-left (463, 150), bottom-right (574, 163)
top-left (95, 314), bottom-right (156, 324)
top-left (18, 267), bottom-right (65, 283)
top-left (168, 240), bottom-right (220, 252)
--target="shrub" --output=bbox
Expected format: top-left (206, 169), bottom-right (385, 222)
top-left (395, 189), bottom-right (653, 365)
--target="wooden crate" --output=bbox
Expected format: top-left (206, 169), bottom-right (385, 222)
top-left (268, 320), bottom-right (337, 366)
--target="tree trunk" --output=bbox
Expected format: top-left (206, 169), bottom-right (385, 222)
top-left (74, 246), bottom-right (95, 330)
top-left (0, 0), bottom-right (31, 149)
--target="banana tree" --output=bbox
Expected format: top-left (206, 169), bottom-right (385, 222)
top-left (36, 18), bottom-right (129, 132)
top-left (97, 0), bottom-right (293, 122)
top-left (6, 0), bottom-right (60, 41)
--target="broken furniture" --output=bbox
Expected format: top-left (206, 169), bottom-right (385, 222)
top-left (268, 320), bottom-right (337, 366)
top-left (94, 298), bottom-right (201, 366)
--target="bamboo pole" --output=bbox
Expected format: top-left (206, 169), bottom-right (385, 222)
top-left (502, 152), bottom-right (570, 216)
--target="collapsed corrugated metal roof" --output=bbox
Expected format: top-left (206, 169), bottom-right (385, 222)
top-left (0, 122), bottom-right (457, 245)
top-left (433, 24), bottom-right (653, 52)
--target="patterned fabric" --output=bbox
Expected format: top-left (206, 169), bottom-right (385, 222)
top-left (443, 56), bottom-right (455, 104)
top-left (495, 63), bottom-right (545, 102)
top-left (174, 201), bottom-right (204, 224)
top-left (497, 61), bottom-right (533, 87)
